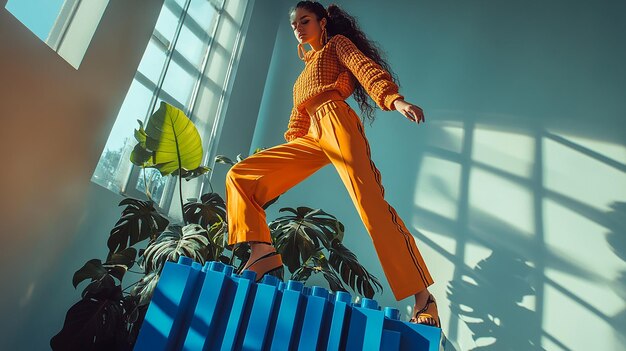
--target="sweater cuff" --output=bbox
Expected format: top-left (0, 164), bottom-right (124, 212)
top-left (284, 128), bottom-right (306, 142)
top-left (385, 93), bottom-right (404, 111)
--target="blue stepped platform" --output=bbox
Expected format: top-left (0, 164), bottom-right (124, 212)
top-left (133, 256), bottom-right (443, 351)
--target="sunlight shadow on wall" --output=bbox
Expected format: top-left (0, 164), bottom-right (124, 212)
top-left (408, 117), bottom-right (626, 350)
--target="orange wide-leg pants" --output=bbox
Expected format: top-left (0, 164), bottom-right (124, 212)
top-left (225, 100), bottom-right (434, 301)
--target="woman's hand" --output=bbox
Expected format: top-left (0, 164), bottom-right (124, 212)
top-left (393, 99), bottom-right (425, 124)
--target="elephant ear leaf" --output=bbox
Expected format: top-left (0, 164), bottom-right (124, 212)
top-left (141, 101), bottom-right (204, 177)
top-left (130, 119), bottom-right (156, 167)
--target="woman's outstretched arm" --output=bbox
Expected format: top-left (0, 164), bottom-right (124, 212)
top-left (333, 34), bottom-right (404, 111)
top-left (334, 34), bottom-right (425, 124)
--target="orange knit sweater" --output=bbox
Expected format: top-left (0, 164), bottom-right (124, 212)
top-left (284, 34), bottom-right (405, 142)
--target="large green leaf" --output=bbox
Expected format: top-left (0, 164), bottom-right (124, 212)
top-left (140, 101), bottom-right (203, 176)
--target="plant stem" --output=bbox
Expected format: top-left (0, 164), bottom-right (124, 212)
top-left (142, 167), bottom-right (151, 202)
top-left (122, 279), bottom-right (141, 293)
top-left (173, 131), bottom-right (185, 225)
top-left (179, 174), bottom-right (185, 225)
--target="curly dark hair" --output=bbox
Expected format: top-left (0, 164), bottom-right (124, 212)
top-left (289, 1), bottom-right (402, 126)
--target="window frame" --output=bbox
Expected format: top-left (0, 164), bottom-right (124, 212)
top-left (122, 0), bottom-right (225, 214)
top-left (94, 0), bottom-right (254, 221)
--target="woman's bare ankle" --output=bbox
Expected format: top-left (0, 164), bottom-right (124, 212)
top-left (240, 242), bottom-right (276, 272)
top-left (413, 288), bottom-right (431, 305)
top-left (249, 241), bottom-right (275, 256)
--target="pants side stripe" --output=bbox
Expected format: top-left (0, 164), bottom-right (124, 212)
top-left (354, 119), bottom-right (429, 288)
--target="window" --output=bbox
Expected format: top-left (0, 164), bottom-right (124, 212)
top-left (92, 0), bottom-right (253, 221)
top-left (5, 0), bottom-right (110, 69)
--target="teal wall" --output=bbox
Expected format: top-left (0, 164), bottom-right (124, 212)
top-left (252, 0), bottom-right (626, 349)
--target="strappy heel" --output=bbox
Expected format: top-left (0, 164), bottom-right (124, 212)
top-left (409, 293), bottom-right (441, 328)
top-left (237, 251), bottom-right (284, 283)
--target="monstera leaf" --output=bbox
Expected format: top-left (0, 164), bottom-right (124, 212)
top-left (183, 192), bottom-right (227, 230)
top-left (129, 271), bottom-right (160, 307)
top-left (327, 239), bottom-right (383, 299)
top-left (141, 223), bottom-right (210, 274)
top-left (130, 101), bottom-right (204, 177)
top-left (204, 220), bottom-right (230, 262)
top-left (269, 206), bottom-right (345, 273)
top-left (73, 248), bottom-right (137, 290)
top-left (106, 198), bottom-right (169, 259)
top-left (291, 250), bottom-right (348, 293)
top-left (268, 206), bottom-right (382, 298)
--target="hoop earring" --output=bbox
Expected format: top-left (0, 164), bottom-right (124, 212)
top-left (320, 27), bottom-right (328, 46)
top-left (297, 42), bottom-right (306, 61)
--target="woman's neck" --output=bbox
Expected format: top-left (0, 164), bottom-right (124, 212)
top-left (308, 40), bottom-right (324, 52)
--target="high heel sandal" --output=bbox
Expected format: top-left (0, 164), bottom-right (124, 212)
top-left (409, 293), bottom-right (441, 328)
top-left (237, 251), bottom-right (284, 283)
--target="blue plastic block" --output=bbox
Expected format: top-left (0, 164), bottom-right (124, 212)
top-left (383, 306), bottom-right (442, 351)
top-left (326, 291), bottom-right (352, 351)
top-left (134, 257), bottom-right (444, 351)
top-left (381, 330), bottom-right (401, 350)
top-left (297, 286), bottom-right (333, 351)
top-left (345, 297), bottom-right (385, 350)
top-left (181, 261), bottom-right (236, 350)
top-left (270, 280), bottom-right (306, 351)
top-left (327, 291), bottom-right (336, 303)
top-left (241, 273), bottom-right (282, 350)
top-left (220, 269), bottom-right (258, 351)
top-left (134, 256), bottom-right (204, 351)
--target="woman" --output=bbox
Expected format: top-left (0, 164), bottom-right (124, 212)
top-left (225, 1), bottom-right (440, 327)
